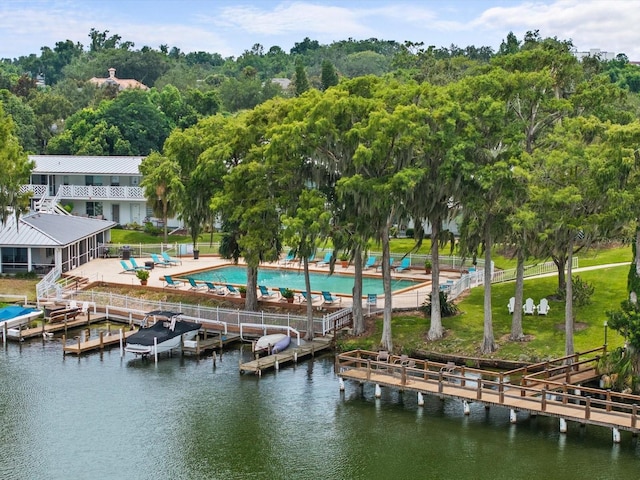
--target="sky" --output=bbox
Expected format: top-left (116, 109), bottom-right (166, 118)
top-left (1, 0), bottom-right (640, 60)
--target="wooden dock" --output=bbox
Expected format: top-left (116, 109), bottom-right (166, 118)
top-left (336, 348), bottom-right (640, 444)
top-left (7, 314), bottom-right (103, 341)
top-left (182, 332), bottom-right (241, 355)
top-left (62, 328), bottom-right (138, 355)
top-left (239, 337), bottom-right (333, 375)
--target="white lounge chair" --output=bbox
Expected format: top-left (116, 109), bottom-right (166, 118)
top-left (537, 298), bottom-right (550, 315)
top-left (523, 298), bottom-right (536, 315)
top-left (507, 297), bottom-right (515, 314)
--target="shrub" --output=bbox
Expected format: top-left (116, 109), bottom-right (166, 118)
top-left (143, 222), bottom-right (161, 236)
top-left (556, 275), bottom-right (594, 307)
top-left (405, 228), bottom-right (414, 238)
top-left (420, 291), bottom-right (459, 317)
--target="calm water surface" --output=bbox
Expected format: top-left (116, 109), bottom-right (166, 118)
top-left (1, 335), bottom-right (639, 480)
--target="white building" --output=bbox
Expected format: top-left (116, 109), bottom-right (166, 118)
top-left (24, 155), bottom-right (150, 226)
top-left (0, 211), bottom-right (115, 274)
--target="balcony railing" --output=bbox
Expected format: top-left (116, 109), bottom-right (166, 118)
top-left (22, 184), bottom-right (145, 200)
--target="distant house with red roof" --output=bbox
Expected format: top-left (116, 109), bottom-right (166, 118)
top-left (88, 68), bottom-right (148, 91)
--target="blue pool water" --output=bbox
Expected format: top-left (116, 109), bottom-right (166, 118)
top-left (187, 266), bottom-right (420, 295)
top-left (0, 305), bottom-right (39, 321)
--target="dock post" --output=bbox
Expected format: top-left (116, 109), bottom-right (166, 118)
top-left (510, 409), bottom-right (517, 424)
top-left (339, 378), bottom-right (345, 391)
top-left (119, 329), bottom-right (124, 357)
top-left (294, 351), bottom-right (298, 363)
top-left (375, 384), bottom-right (381, 398)
top-left (613, 427), bottom-right (621, 444)
top-left (3, 322), bottom-right (6, 346)
top-left (559, 418), bottom-right (567, 433)
top-left (99, 331), bottom-right (104, 350)
top-left (154, 337), bottom-right (158, 364)
top-left (417, 392), bottom-right (424, 406)
top-left (76, 336), bottom-right (81, 351)
top-left (463, 400), bottom-right (470, 415)
top-left (275, 357), bottom-right (279, 371)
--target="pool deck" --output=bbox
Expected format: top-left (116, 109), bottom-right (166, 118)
top-left (68, 254), bottom-right (460, 310)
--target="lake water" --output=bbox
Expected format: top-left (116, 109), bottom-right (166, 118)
top-left (1, 335), bottom-right (639, 480)
top-left (187, 265), bottom-right (420, 295)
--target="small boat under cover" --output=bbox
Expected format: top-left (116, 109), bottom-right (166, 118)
top-left (125, 310), bottom-right (201, 356)
top-left (254, 333), bottom-right (291, 355)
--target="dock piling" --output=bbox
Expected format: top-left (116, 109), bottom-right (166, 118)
top-left (613, 427), bottom-right (621, 443)
top-left (559, 418), bottom-right (568, 433)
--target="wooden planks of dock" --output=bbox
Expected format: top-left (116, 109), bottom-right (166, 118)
top-left (239, 337), bottom-right (332, 375)
top-left (336, 349), bottom-right (640, 441)
top-left (182, 333), bottom-right (241, 355)
top-left (62, 328), bottom-right (138, 355)
top-left (8, 314), bottom-right (102, 341)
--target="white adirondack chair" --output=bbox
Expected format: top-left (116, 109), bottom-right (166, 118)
top-left (523, 298), bottom-right (536, 315)
top-left (537, 298), bottom-right (550, 315)
top-left (507, 297), bottom-right (515, 314)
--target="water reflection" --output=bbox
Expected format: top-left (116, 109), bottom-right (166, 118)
top-left (2, 343), bottom-right (640, 479)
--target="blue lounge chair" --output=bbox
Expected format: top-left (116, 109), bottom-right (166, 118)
top-left (205, 281), bottom-right (226, 295)
top-left (163, 275), bottom-right (184, 288)
top-left (226, 284), bottom-right (241, 296)
top-left (301, 291), bottom-right (320, 303)
top-left (364, 256), bottom-right (377, 269)
top-left (258, 285), bottom-right (278, 299)
top-left (280, 250), bottom-right (295, 265)
top-left (317, 252), bottom-right (333, 267)
top-left (120, 260), bottom-right (136, 274)
top-left (161, 251), bottom-right (181, 266)
top-left (150, 253), bottom-right (171, 267)
top-left (130, 257), bottom-right (150, 270)
top-left (321, 291), bottom-right (341, 305)
top-left (377, 258), bottom-right (395, 271)
top-left (188, 278), bottom-right (206, 290)
top-left (395, 258), bottom-right (411, 272)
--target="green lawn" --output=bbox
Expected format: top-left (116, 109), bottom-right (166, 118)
top-left (341, 245), bottom-right (632, 361)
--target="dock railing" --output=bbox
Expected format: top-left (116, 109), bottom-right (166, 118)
top-left (336, 349), bottom-right (640, 432)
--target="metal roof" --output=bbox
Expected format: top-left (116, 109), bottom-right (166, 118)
top-left (0, 213), bottom-right (116, 247)
top-left (29, 155), bottom-right (144, 175)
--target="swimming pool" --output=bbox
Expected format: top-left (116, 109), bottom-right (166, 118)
top-left (187, 266), bottom-right (421, 295)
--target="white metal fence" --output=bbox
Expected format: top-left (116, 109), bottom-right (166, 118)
top-left (69, 290), bottom-right (349, 336)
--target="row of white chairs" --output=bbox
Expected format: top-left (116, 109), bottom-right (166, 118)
top-left (507, 297), bottom-right (550, 315)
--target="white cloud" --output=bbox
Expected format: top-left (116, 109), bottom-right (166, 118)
top-left (472, 0), bottom-right (640, 57)
top-left (212, 2), bottom-right (371, 37)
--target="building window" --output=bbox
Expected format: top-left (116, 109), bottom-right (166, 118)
top-left (85, 175), bottom-right (103, 186)
top-left (86, 202), bottom-right (103, 217)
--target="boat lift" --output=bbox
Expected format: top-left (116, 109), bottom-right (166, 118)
top-left (239, 322), bottom-right (301, 347)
